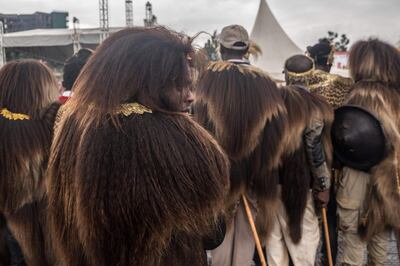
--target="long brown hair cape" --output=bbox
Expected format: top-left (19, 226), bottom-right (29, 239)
top-left (46, 27), bottom-right (229, 266)
top-left (279, 85), bottom-right (333, 243)
top-left (345, 39), bottom-right (400, 240)
top-left (194, 61), bottom-right (288, 238)
top-left (0, 59), bottom-right (60, 266)
top-left (345, 82), bottom-right (400, 240)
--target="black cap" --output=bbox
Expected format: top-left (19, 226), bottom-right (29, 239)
top-left (331, 105), bottom-right (386, 171)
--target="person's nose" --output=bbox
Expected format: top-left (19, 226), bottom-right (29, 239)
top-left (185, 90), bottom-right (194, 105)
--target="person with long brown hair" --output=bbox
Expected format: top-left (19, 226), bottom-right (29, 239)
top-left (263, 81), bottom-right (334, 266)
top-left (284, 54), bottom-right (340, 265)
top-left (194, 24), bottom-right (289, 266)
top-left (333, 39), bottom-right (400, 265)
top-left (46, 26), bottom-right (229, 266)
top-left (0, 59), bottom-right (61, 266)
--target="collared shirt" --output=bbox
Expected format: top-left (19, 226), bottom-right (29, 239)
top-left (227, 59), bottom-right (251, 66)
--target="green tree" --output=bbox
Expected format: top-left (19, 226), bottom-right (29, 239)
top-left (319, 31), bottom-right (350, 52)
top-left (204, 30), bottom-right (219, 61)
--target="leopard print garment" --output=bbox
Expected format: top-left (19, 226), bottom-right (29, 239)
top-left (288, 69), bottom-right (353, 108)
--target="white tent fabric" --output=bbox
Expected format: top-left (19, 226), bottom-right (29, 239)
top-left (3, 28), bottom-right (122, 48)
top-left (250, 0), bottom-right (302, 79)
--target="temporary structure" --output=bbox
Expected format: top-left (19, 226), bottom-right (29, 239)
top-left (2, 28), bottom-right (108, 48)
top-left (250, 0), bottom-right (302, 79)
top-left (1, 27), bottom-right (122, 67)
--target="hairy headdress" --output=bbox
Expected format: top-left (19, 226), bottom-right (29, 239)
top-left (345, 39), bottom-right (400, 240)
top-left (195, 61), bottom-right (287, 197)
top-left (0, 59), bottom-right (60, 265)
top-left (47, 27), bottom-right (229, 266)
top-left (194, 61), bottom-right (289, 240)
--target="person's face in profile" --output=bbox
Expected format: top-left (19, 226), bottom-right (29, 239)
top-left (161, 86), bottom-right (194, 113)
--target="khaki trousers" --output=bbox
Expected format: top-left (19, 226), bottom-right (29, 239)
top-left (210, 197), bottom-right (257, 266)
top-left (337, 167), bottom-right (391, 266)
top-left (266, 187), bottom-right (320, 266)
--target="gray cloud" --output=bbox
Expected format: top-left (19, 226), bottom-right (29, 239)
top-left (1, 0), bottom-right (399, 49)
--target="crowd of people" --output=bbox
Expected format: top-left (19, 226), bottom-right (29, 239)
top-left (0, 24), bottom-right (399, 266)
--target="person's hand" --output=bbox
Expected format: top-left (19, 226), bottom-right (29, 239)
top-left (314, 189), bottom-right (330, 208)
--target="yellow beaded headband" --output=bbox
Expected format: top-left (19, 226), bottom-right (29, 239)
top-left (286, 67), bottom-right (315, 78)
top-left (283, 54), bottom-right (315, 78)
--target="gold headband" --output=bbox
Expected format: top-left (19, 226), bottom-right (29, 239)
top-left (284, 54), bottom-right (315, 78)
top-left (0, 108), bottom-right (30, 120)
top-left (286, 67), bottom-right (314, 78)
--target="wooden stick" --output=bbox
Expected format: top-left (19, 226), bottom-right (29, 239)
top-left (395, 229), bottom-right (400, 263)
top-left (322, 207), bottom-right (333, 266)
top-left (242, 195), bottom-right (267, 266)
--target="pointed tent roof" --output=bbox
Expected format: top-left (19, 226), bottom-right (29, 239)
top-left (250, 0), bottom-right (302, 79)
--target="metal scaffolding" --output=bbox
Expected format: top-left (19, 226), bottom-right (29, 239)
top-left (72, 17), bottom-right (81, 53)
top-left (0, 21), bottom-right (5, 67)
top-left (125, 0), bottom-right (133, 27)
top-left (99, 0), bottom-right (109, 42)
top-left (144, 2), bottom-right (157, 27)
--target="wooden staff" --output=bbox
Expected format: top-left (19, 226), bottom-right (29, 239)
top-left (395, 229), bottom-right (400, 263)
top-left (242, 195), bottom-right (267, 266)
top-left (322, 207), bottom-right (333, 266)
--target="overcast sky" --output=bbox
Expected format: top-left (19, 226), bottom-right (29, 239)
top-left (1, 0), bottom-right (399, 49)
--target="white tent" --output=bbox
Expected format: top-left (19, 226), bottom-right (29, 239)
top-left (250, 0), bottom-right (302, 79)
top-left (1, 27), bottom-right (122, 67)
top-left (2, 28), bottom-right (117, 48)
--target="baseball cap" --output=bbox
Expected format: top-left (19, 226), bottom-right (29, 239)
top-left (218, 25), bottom-right (250, 50)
